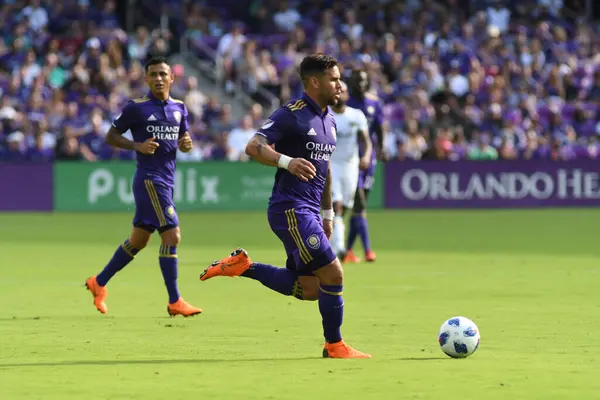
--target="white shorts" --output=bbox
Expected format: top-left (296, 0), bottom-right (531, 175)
top-left (331, 160), bottom-right (359, 209)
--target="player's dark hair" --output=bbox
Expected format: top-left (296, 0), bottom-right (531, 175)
top-left (350, 68), bottom-right (368, 84)
top-left (299, 53), bottom-right (339, 85)
top-left (144, 56), bottom-right (170, 73)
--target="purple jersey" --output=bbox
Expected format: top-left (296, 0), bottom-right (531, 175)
top-left (347, 94), bottom-right (384, 162)
top-left (257, 93), bottom-right (337, 214)
top-left (112, 92), bottom-right (189, 187)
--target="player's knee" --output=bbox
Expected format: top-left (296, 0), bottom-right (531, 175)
top-left (129, 237), bottom-right (149, 250)
top-left (296, 276), bottom-right (319, 301)
top-left (315, 259), bottom-right (344, 286)
top-left (302, 285), bottom-right (319, 301)
top-left (161, 227), bottom-right (181, 246)
top-left (129, 228), bottom-right (151, 250)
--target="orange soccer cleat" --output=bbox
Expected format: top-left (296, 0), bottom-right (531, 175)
top-left (365, 250), bottom-right (376, 262)
top-left (167, 298), bottom-right (203, 317)
top-left (199, 248), bottom-right (252, 281)
top-left (342, 249), bottom-right (361, 264)
top-left (323, 340), bottom-right (372, 359)
top-left (85, 276), bottom-right (108, 314)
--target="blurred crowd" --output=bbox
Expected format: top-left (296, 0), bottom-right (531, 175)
top-left (1, 0), bottom-right (599, 162)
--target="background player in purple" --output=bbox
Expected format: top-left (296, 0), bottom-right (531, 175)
top-left (343, 69), bottom-right (386, 263)
top-left (199, 54), bottom-right (370, 359)
top-left (85, 56), bottom-right (202, 318)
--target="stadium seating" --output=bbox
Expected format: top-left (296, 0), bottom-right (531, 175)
top-left (1, 0), bottom-right (598, 162)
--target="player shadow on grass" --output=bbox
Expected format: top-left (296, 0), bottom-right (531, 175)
top-left (0, 356), bottom-right (446, 368)
top-left (0, 357), bottom-right (319, 368)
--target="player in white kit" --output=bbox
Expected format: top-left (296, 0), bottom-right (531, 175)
top-left (330, 82), bottom-right (372, 257)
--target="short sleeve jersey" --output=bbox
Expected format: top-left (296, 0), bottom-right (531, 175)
top-left (347, 94), bottom-right (383, 161)
top-left (257, 93), bottom-right (337, 214)
top-left (330, 106), bottom-right (368, 163)
top-left (112, 92), bottom-right (189, 186)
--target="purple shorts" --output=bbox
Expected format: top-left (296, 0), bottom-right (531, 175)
top-left (358, 159), bottom-right (377, 190)
top-left (132, 178), bottom-right (179, 233)
top-left (268, 208), bottom-right (336, 276)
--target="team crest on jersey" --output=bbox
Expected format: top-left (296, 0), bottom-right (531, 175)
top-left (261, 119), bottom-right (274, 130)
top-left (173, 111), bottom-right (182, 124)
top-left (330, 127), bottom-right (336, 140)
top-left (367, 106), bottom-right (375, 115)
top-left (166, 206), bottom-right (175, 216)
top-left (307, 234), bottom-right (321, 250)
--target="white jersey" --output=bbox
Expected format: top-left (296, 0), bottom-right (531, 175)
top-left (331, 106), bottom-right (368, 164)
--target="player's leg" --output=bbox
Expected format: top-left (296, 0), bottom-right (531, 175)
top-left (199, 211), bottom-right (320, 301)
top-left (347, 169), bottom-right (375, 262)
top-left (265, 208), bottom-right (369, 357)
top-left (330, 162), bottom-right (345, 256)
top-left (280, 212), bottom-right (368, 359)
top-left (140, 181), bottom-right (203, 317)
top-left (85, 226), bottom-right (151, 314)
top-left (344, 185), bottom-right (365, 263)
top-left (200, 249), bottom-right (319, 301)
top-left (160, 226), bottom-right (202, 317)
top-left (336, 162), bottom-right (359, 261)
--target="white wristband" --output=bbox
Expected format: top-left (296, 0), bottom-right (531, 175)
top-left (278, 154), bottom-right (292, 170)
top-left (322, 209), bottom-right (334, 220)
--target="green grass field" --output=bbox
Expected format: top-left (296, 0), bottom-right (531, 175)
top-left (0, 209), bottom-right (599, 399)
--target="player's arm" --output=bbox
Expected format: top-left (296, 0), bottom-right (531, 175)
top-left (373, 103), bottom-right (387, 160)
top-left (245, 134), bottom-right (281, 167)
top-left (322, 162), bottom-right (333, 211)
top-left (178, 105), bottom-right (193, 153)
top-left (106, 103), bottom-right (157, 154)
top-left (245, 134), bottom-right (316, 181)
top-left (358, 112), bottom-right (373, 170)
top-left (105, 126), bottom-right (158, 155)
top-left (246, 110), bottom-right (316, 181)
top-left (321, 162), bottom-right (333, 238)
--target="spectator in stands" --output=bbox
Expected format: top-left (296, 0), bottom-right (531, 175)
top-left (216, 22), bottom-right (247, 93)
top-left (227, 114), bottom-right (255, 161)
top-left (3, 131), bottom-right (27, 161)
top-left (468, 133), bottom-right (499, 160)
top-left (273, 1), bottom-right (301, 32)
top-left (209, 104), bottom-right (236, 138)
top-left (1, 0), bottom-right (598, 163)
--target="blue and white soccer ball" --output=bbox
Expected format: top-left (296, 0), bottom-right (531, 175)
top-left (438, 316), bottom-right (480, 358)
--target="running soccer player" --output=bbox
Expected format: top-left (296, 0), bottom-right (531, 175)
top-left (199, 53), bottom-right (371, 359)
top-left (85, 56), bottom-right (202, 317)
top-left (329, 81), bottom-right (372, 257)
top-left (344, 68), bottom-right (385, 263)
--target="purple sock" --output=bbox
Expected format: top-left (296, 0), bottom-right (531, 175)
top-left (96, 239), bottom-right (139, 286)
top-left (346, 216), bottom-right (360, 251)
top-left (159, 245), bottom-right (180, 304)
top-left (358, 216), bottom-right (371, 252)
top-left (319, 284), bottom-right (344, 343)
top-left (242, 262), bottom-right (302, 299)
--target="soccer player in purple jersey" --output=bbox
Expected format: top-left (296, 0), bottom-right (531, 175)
top-left (85, 56), bottom-right (202, 317)
top-left (343, 69), bottom-right (386, 263)
top-left (199, 54), bottom-right (371, 359)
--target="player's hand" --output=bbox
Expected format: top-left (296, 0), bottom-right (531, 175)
top-left (323, 218), bottom-right (333, 240)
top-left (178, 133), bottom-right (193, 152)
top-left (288, 158), bottom-right (316, 182)
top-left (135, 137), bottom-right (160, 155)
top-left (359, 157), bottom-right (370, 171)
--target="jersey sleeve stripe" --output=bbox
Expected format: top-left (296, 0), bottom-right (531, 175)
top-left (256, 132), bottom-right (267, 137)
top-left (144, 180), bottom-right (168, 227)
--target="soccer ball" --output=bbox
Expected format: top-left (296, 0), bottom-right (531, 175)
top-left (438, 316), bottom-right (480, 358)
